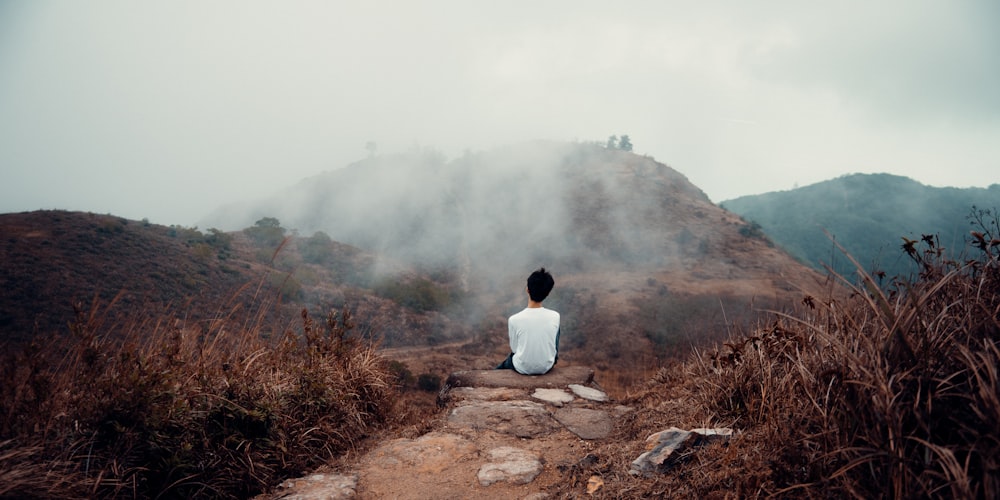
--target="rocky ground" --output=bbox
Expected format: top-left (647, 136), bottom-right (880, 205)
top-left (263, 365), bottom-right (727, 499)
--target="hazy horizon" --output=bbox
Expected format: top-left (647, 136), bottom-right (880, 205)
top-left (2, 1), bottom-right (998, 226)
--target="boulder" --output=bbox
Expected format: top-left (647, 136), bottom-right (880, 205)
top-left (629, 427), bottom-right (733, 476)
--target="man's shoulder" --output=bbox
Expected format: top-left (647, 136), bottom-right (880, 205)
top-left (510, 307), bottom-right (559, 320)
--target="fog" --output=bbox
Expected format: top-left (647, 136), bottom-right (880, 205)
top-left (202, 142), bottom-right (692, 290)
top-left (1, 1), bottom-right (998, 226)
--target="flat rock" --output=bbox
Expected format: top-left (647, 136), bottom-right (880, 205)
top-left (275, 473), bottom-right (358, 500)
top-left (553, 408), bottom-right (613, 440)
top-left (531, 388), bottom-right (574, 406)
top-left (448, 400), bottom-right (561, 438)
top-left (448, 387), bottom-right (527, 402)
top-left (477, 446), bottom-right (543, 486)
top-left (568, 384), bottom-right (608, 402)
top-left (446, 365), bottom-right (594, 389)
top-left (367, 431), bottom-right (477, 474)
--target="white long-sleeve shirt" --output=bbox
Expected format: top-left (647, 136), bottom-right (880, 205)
top-left (508, 306), bottom-right (560, 375)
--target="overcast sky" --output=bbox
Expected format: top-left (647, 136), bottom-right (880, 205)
top-left (1, 1), bottom-right (997, 226)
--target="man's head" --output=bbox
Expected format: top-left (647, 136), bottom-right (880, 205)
top-left (526, 267), bottom-right (555, 303)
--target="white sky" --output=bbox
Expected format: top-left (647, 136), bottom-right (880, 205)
top-left (1, 1), bottom-right (998, 226)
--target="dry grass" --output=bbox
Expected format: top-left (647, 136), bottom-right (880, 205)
top-left (671, 233), bottom-right (999, 498)
top-left (553, 226), bottom-right (1000, 499)
top-left (0, 285), bottom-right (396, 499)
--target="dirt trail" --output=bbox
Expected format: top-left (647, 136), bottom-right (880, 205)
top-left (268, 365), bottom-right (627, 499)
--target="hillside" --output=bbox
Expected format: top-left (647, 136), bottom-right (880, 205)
top-left (202, 141), bottom-right (830, 373)
top-left (0, 210), bottom-right (458, 348)
top-left (721, 173), bottom-right (1000, 279)
top-left (4, 149), bottom-right (998, 498)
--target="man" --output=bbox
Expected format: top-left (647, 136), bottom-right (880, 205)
top-left (496, 267), bottom-right (561, 375)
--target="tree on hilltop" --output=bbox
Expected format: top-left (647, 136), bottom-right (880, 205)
top-left (618, 135), bottom-right (633, 152)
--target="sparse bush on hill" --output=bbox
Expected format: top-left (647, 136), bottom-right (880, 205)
top-left (0, 295), bottom-right (395, 499)
top-left (243, 217), bottom-right (286, 249)
top-left (299, 231), bottom-right (335, 265)
top-left (373, 276), bottom-right (452, 313)
top-left (634, 293), bottom-right (765, 353)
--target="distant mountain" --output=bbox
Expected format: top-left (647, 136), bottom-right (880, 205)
top-left (203, 141), bottom-right (828, 364)
top-left (721, 173), bottom-right (999, 280)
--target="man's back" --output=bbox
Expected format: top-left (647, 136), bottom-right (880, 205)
top-left (508, 307), bottom-right (560, 375)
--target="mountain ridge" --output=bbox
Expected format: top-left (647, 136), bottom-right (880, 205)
top-left (721, 172), bottom-right (999, 279)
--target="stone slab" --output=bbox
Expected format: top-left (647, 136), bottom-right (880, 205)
top-left (448, 387), bottom-right (528, 402)
top-left (553, 407), bottom-right (613, 440)
top-left (477, 446), bottom-right (543, 486)
top-left (445, 365), bottom-right (594, 389)
top-left (531, 388), bottom-right (575, 406)
top-left (275, 473), bottom-right (358, 500)
top-left (448, 400), bottom-right (561, 438)
top-left (367, 431), bottom-right (477, 474)
top-left (568, 384), bottom-right (608, 402)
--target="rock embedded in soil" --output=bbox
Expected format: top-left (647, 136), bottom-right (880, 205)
top-left (553, 407), bottom-right (613, 440)
top-left (448, 400), bottom-right (561, 438)
top-left (445, 365), bottom-right (594, 389)
top-left (531, 388), bottom-right (575, 406)
top-left (448, 386), bottom-right (527, 402)
top-left (477, 446), bottom-right (544, 486)
top-left (368, 431), bottom-right (477, 474)
top-left (274, 472), bottom-right (359, 500)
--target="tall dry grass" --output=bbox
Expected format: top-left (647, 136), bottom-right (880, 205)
top-left (0, 286), bottom-right (394, 499)
top-left (691, 230), bottom-right (1000, 498)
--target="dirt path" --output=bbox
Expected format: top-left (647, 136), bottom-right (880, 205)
top-left (267, 366), bottom-right (627, 499)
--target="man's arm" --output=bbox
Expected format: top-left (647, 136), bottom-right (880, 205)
top-left (554, 326), bottom-right (560, 363)
top-left (508, 319), bottom-right (518, 353)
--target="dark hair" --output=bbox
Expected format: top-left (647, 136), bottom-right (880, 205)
top-left (526, 267), bottom-right (555, 302)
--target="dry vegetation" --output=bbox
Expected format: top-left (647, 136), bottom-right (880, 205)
top-left (3, 203), bottom-right (997, 498)
top-left (0, 287), bottom-right (396, 499)
top-left (563, 220), bottom-right (1000, 498)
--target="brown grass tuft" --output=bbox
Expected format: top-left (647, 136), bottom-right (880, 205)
top-left (0, 286), bottom-right (396, 499)
top-left (683, 232), bottom-right (1000, 498)
top-left (557, 224), bottom-right (1000, 499)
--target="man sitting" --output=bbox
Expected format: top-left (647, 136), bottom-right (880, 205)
top-left (496, 267), bottom-right (561, 375)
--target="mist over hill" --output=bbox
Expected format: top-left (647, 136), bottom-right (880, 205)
top-left (206, 142), bottom-right (709, 288)
top-left (204, 141), bottom-right (827, 362)
top-left (721, 173), bottom-right (1000, 280)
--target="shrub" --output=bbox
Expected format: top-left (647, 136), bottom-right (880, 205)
top-left (299, 231), bottom-right (335, 265)
top-left (416, 373), bottom-right (441, 392)
top-left (692, 234), bottom-right (1000, 497)
top-left (373, 276), bottom-right (451, 312)
top-left (243, 217), bottom-right (286, 249)
top-left (737, 219), bottom-right (772, 246)
top-left (0, 298), bottom-right (395, 499)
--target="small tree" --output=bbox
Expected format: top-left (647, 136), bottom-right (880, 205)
top-left (606, 135), bottom-right (618, 149)
top-left (244, 217), bottom-right (286, 248)
top-left (618, 134), bottom-right (633, 152)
